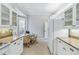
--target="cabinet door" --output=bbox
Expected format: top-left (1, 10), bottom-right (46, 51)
top-left (19, 38), bottom-right (23, 53)
top-left (57, 39), bottom-right (79, 55)
top-left (76, 4), bottom-right (79, 25)
top-left (57, 39), bottom-right (68, 55)
top-left (12, 11), bottom-right (17, 26)
top-left (6, 38), bottom-right (23, 55)
top-left (16, 38), bottom-right (23, 54)
top-left (18, 16), bottom-right (25, 36)
top-left (7, 42), bottom-right (18, 55)
top-left (57, 39), bottom-right (65, 55)
top-left (0, 46), bottom-right (9, 55)
top-left (1, 4), bottom-right (10, 25)
top-left (67, 45), bottom-right (79, 55)
top-left (64, 8), bottom-right (73, 26)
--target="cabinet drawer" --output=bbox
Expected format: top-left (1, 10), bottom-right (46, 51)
top-left (6, 38), bottom-right (23, 55)
top-left (67, 45), bottom-right (79, 55)
top-left (57, 38), bottom-right (79, 55)
top-left (16, 38), bottom-right (23, 45)
top-left (57, 39), bottom-right (65, 47)
top-left (0, 46), bottom-right (9, 55)
top-left (57, 39), bottom-right (70, 55)
top-left (57, 39), bottom-right (63, 44)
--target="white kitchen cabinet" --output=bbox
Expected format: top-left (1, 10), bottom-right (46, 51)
top-left (6, 42), bottom-right (18, 55)
top-left (12, 11), bottom-right (17, 26)
top-left (74, 3), bottom-right (79, 26)
top-left (0, 4), bottom-right (18, 27)
top-left (64, 7), bottom-right (73, 26)
top-left (0, 45), bottom-right (9, 55)
top-left (67, 45), bottom-right (79, 55)
top-left (64, 3), bottom-right (79, 27)
top-left (0, 4), bottom-right (19, 27)
top-left (57, 39), bottom-right (68, 55)
top-left (6, 37), bottom-right (23, 55)
top-left (15, 37), bottom-right (23, 54)
top-left (57, 38), bottom-right (79, 55)
top-left (18, 16), bottom-right (26, 36)
top-left (0, 4), bottom-right (10, 26)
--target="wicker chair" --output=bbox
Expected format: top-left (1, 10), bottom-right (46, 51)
top-left (23, 35), bottom-right (31, 47)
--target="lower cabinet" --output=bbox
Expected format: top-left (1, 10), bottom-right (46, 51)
top-left (67, 45), bottom-right (79, 55)
top-left (6, 37), bottom-right (23, 55)
top-left (0, 45), bottom-right (9, 55)
top-left (56, 38), bottom-right (79, 55)
top-left (57, 39), bottom-right (68, 55)
top-left (16, 37), bottom-right (23, 54)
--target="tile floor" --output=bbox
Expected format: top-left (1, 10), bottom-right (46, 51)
top-left (22, 41), bottom-right (50, 55)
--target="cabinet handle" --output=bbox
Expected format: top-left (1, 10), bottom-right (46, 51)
top-left (18, 43), bottom-right (20, 45)
top-left (70, 48), bottom-right (74, 52)
top-left (59, 41), bottom-right (61, 43)
top-left (14, 42), bottom-right (16, 44)
top-left (63, 47), bottom-right (66, 51)
top-left (3, 53), bottom-right (6, 55)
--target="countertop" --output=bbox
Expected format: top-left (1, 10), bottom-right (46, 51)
top-left (0, 35), bottom-right (24, 50)
top-left (0, 43), bottom-right (10, 49)
top-left (0, 36), bottom-right (13, 43)
top-left (57, 37), bottom-right (79, 50)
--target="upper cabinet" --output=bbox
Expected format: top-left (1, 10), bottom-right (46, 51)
top-left (0, 4), bottom-right (10, 26)
top-left (12, 11), bottom-right (17, 26)
top-left (18, 16), bottom-right (26, 36)
top-left (64, 8), bottom-right (73, 26)
top-left (0, 4), bottom-right (18, 27)
top-left (64, 3), bottom-right (79, 27)
top-left (75, 4), bottom-right (79, 25)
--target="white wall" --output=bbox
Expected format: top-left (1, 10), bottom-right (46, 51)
top-left (28, 15), bottom-right (49, 38)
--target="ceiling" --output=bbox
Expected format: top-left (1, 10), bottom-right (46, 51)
top-left (10, 3), bottom-right (69, 15)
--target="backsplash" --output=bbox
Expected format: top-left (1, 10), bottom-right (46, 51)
top-left (70, 29), bottom-right (79, 38)
top-left (55, 29), bottom-right (68, 37)
top-left (0, 28), bottom-right (13, 39)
